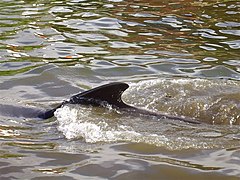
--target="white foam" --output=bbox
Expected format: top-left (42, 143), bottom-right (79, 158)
top-left (55, 106), bottom-right (142, 143)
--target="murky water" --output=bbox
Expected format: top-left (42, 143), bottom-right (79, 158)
top-left (0, 0), bottom-right (240, 179)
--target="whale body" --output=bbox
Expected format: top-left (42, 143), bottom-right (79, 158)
top-left (0, 82), bottom-right (200, 124)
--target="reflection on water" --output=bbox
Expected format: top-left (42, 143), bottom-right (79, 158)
top-left (0, 0), bottom-right (240, 79)
top-left (0, 0), bottom-right (240, 179)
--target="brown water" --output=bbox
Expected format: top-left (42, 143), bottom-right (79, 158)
top-left (0, 0), bottom-right (240, 179)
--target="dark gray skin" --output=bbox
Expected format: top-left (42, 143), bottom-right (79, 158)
top-left (0, 82), bottom-right (200, 124)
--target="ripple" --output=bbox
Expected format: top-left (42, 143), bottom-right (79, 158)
top-left (50, 6), bottom-right (73, 13)
top-left (194, 31), bottom-right (227, 39)
top-left (145, 18), bottom-right (183, 28)
top-left (216, 21), bottom-right (240, 28)
top-left (146, 50), bottom-right (192, 57)
top-left (64, 32), bottom-right (110, 42)
top-left (197, 65), bottom-right (240, 80)
top-left (220, 30), bottom-right (240, 36)
top-left (221, 40), bottom-right (240, 49)
top-left (131, 13), bottom-right (158, 18)
top-left (199, 45), bottom-right (217, 51)
top-left (1, 29), bottom-right (44, 47)
top-left (203, 57), bottom-right (218, 62)
top-left (30, 42), bottom-right (109, 59)
top-left (110, 41), bottom-right (140, 49)
top-left (54, 17), bottom-right (122, 31)
top-left (224, 60), bottom-right (240, 67)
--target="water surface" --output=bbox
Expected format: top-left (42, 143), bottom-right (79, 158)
top-left (0, 0), bottom-right (240, 179)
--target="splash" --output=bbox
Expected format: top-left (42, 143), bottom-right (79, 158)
top-left (55, 105), bottom-right (142, 143)
top-left (124, 78), bottom-right (240, 125)
top-left (54, 78), bottom-right (240, 150)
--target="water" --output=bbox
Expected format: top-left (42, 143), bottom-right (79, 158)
top-left (0, 0), bottom-right (240, 179)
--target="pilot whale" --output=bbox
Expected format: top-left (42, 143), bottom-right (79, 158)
top-left (0, 82), bottom-right (200, 124)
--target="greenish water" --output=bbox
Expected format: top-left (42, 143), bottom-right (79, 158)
top-left (0, 0), bottom-right (240, 179)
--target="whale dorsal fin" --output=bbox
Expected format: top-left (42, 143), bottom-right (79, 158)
top-left (68, 82), bottom-right (131, 108)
